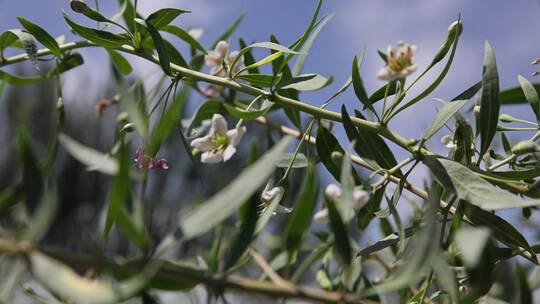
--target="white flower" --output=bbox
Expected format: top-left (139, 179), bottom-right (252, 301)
top-left (377, 41), bottom-right (418, 81)
top-left (314, 184), bottom-right (370, 223)
top-left (190, 114), bottom-right (246, 163)
top-left (187, 28), bottom-right (204, 40)
top-left (441, 134), bottom-right (457, 155)
top-left (259, 181), bottom-right (291, 216)
top-left (204, 40), bottom-right (244, 76)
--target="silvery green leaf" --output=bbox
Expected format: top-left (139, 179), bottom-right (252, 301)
top-left (59, 134), bottom-right (118, 175)
top-left (422, 99), bottom-right (468, 141)
top-left (455, 227), bottom-right (491, 267)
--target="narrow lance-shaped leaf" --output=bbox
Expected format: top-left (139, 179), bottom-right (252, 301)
top-left (352, 55), bottom-right (377, 117)
top-left (499, 83), bottom-right (540, 105)
top-left (180, 136), bottom-right (292, 239)
top-left (341, 106), bottom-right (402, 176)
top-left (518, 74), bottom-right (540, 122)
top-left (325, 195), bottom-right (352, 267)
top-left (478, 41), bottom-right (500, 158)
top-left (339, 142), bottom-right (357, 223)
top-left (229, 42), bottom-right (302, 77)
top-left (58, 134), bottom-right (118, 175)
top-left (292, 13), bottom-right (333, 76)
top-left (63, 13), bottom-right (131, 48)
top-left (162, 25), bottom-right (207, 54)
top-left (423, 156), bottom-right (540, 210)
top-left (135, 18), bottom-right (172, 76)
top-left (70, 0), bottom-right (129, 33)
top-left (285, 164), bottom-right (317, 252)
top-left (17, 17), bottom-right (61, 57)
top-left (277, 73), bottom-right (332, 91)
top-left (422, 99), bottom-right (468, 141)
top-left (147, 8), bottom-right (190, 30)
top-left (108, 49), bottom-right (132, 75)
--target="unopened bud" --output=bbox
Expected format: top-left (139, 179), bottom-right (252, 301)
top-left (448, 20), bottom-right (463, 37)
top-left (499, 113), bottom-right (518, 123)
top-left (511, 140), bottom-right (540, 155)
top-left (116, 111), bottom-right (129, 123)
top-left (56, 97), bottom-right (64, 111)
top-left (331, 151), bottom-right (343, 164)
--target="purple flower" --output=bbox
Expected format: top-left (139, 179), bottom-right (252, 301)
top-left (133, 147), bottom-right (169, 170)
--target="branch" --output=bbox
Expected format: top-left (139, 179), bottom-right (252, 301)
top-left (0, 238), bottom-right (376, 304)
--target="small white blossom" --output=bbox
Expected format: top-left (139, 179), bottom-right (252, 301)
top-left (204, 40), bottom-right (244, 76)
top-left (441, 135), bottom-right (457, 154)
top-left (187, 28), bottom-right (204, 40)
top-left (259, 181), bottom-right (292, 216)
top-left (377, 41), bottom-right (417, 81)
top-left (190, 114), bottom-right (245, 163)
top-left (314, 184), bottom-right (370, 223)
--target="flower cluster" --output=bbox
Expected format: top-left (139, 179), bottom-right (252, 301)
top-left (190, 114), bottom-right (245, 163)
top-left (377, 41), bottom-right (417, 81)
top-left (201, 41), bottom-right (245, 96)
top-left (133, 147), bottom-right (169, 170)
top-left (313, 184), bottom-right (370, 223)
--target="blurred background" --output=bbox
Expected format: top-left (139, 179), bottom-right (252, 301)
top-left (1, 0), bottom-right (540, 302)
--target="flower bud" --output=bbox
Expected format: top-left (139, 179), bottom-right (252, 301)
top-left (116, 111), bottom-right (129, 123)
top-left (511, 140), bottom-right (540, 155)
top-left (499, 113), bottom-right (518, 123)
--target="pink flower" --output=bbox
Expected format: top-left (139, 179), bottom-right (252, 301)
top-left (133, 147), bottom-right (169, 170)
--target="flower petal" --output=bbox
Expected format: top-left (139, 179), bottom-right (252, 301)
top-left (313, 208), bottom-right (329, 224)
top-left (376, 67), bottom-right (396, 81)
top-left (222, 145), bottom-right (237, 162)
top-left (324, 184), bottom-right (342, 200)
top-left (227, 126), bottom-right (246, 146)
top-left (215, 40), bottom-right (229, 58)
top-left (201, 150), bottom-right (223, 163)
top-left (191, 136), bottom-right (214, 151)
top-left (211, 114), bottom-right (228, 136)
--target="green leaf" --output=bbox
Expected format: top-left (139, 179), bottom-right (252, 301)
top-left (352, 55), bottom-right (376, 115)
top-left (70, 0), bottom-right (128, 33)
top-left (276, 153), bottom-right (308, 168)
top-left (339, 143), bottom-right (357, 223)
top-left (223, 102), bottom-right (272, 120)
top-left (341, 106), bottom-right (402, 176)
top-left (325, 196), bottom-right (352, 266)
top-left (135, 18), bottom-right (172, 76)
top-left (357, 186), bottom-right (385, 230)
top-left (465, 204), bottom-right (535, 260)
top-left (0, 70), bottom-right (46, 85)
top-left (455, 227), bottom-right (491, 267)
top-left (162, 25), bottom-right (207, 54)
top-left (59, 134), bottom-right (118, 175)
top-left (211, 14), bottom-right (245, 49)
top-left (234, 51), bottom-right (284, 77)
top-left (147, 8), bottom-right (189, 30)
top-left (478, 41), bottom-right (500, 158)
top-left (224, 197), bottom-right (258, 270)
top-left (422, 99), bottom-right (468, 141)
top-left (17, 17), bottom-right (61, 57)
top-left (0, 30), bottom-right (20, 53)
top-left (186, 99), bottom-right (223, 134)
top-left (518, 75), bottom-right (540, 122)
top-left (117, 0), bottom-right (137, 33)
top-left (517, 265), bottom-right (533, 304)
top-left (316, 123), bottom-right (345, 181)
top-left (452, 81), bottom-right (482, 101)
top-left (229, 41), bottom-right (302, 76)
top-left (278, 73), bottom-right (332, 91)
top-left (292, 13), bottom-right (333, 76)
top-left (254, 188), bottom-right (285, 234)
top-left (500, 83), bottom-right (540, 105)
top-left (285, 164), bottom-right (317, 252)
top-left (105, 139), bottom-right (148, 248)
top-left (108, 49), bottom-right (132, 75)
top-left (63, 13), bottom-right (131, 48)
top-left (430, 252), bottom-right (458, 303)
top-left (18, 131), bottom-right (42, 210)
top-left (368, 81), bottom-right (397, 105)
top-left (3, 29), bottom-right (37, 63)
top-left (180, 137), bottom-right (292, 239)
top-left (237, 74), bottom-right (275, 87)
top-left (357, 226), bottom-right (416, 257)
top-left (118, 84), bottom-right (149, 138)
top-left (424, 156), bottom-right (540, 210)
